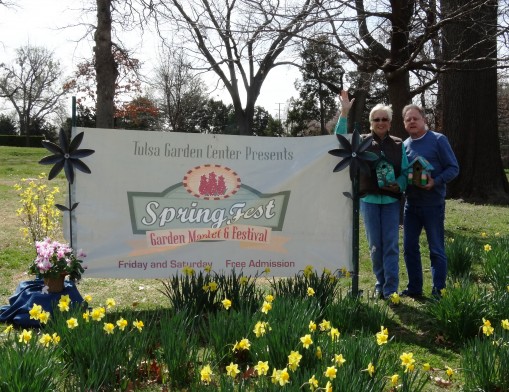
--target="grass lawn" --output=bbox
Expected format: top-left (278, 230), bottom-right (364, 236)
top-left (1, 146), bottom-right (508, 391)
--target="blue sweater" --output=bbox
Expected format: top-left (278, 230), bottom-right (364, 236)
top-left (404, 131), bottom-right (459, 206)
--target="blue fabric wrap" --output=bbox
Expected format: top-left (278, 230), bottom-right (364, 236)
top-left (0, 279), bottom-right (83, 327)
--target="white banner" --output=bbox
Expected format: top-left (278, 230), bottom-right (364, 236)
top-left (71, 128), bottom-right (352, 278)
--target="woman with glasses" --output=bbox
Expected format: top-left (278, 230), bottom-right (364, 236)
top-left (334, 90), bottom-right (409, 299)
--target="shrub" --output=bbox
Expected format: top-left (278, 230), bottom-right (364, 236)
top-left (445, 235), bottom-right (478, 279)
top-left (482, 237), bottom-right (509, 292)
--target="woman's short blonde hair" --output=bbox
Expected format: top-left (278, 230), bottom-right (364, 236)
top-left (369, 104), bottom-right (393, 131)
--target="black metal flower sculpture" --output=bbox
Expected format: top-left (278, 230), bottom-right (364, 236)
top-left (39, 128), bottom-right (95, 249)
top-left (328, 128), bottom-right (378, 181)
top-left (39, 129), bottom-right (95, 185)
top-left (328, 127), bottom-right (377, 297)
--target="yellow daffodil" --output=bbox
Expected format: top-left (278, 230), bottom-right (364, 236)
top-left (67, 317), bottom-right (78, 329)
top-left (265, 294), bottom-right (275, 302)
top-left (391, 374), bottom-right (399, 386)
top-left (300, 334), bottom-right (313, 349)
top-left (233, 338), bottom-right (251, 351)
top-left (103, 322), bottom-right (115, 334)
top-left (39, 333), bottom-right (52, 347)
top-left (303, 265), bottom-right (314, 277)
top-left (278, 368), bottom-right (290, 385)
top-left (376, 326), bottom-right (389, 345)
top-left (105, 298), bottom-right (116, 309)
top-left (323, 267), bottom-right (331, 275)
top-left (264, 267), bottom-right (271, 274)
top-left (3, 325), bottom-right (14, 334)
top-left (116, 317), bottom-right (128, 331)
top-left (501, 319), bottom-right (509, 330)
top-left (316, 346), bottom-right (322, 359)
top-left (445, 366), bottom-right (454, 378)
top-left (83, 311), bottom-right (90, 322)
top-left (29, 304), bottom-right (42, 320)
top-left (308, 374), bottom-right (319, 390)
top-left (254, 361), bottom-right (269, 376)
top-left (481, 232), bottom-right (487, 238)
top-left (84, 294), bottom-right (92, 303)
top-left (334, 353), bottom-right (346, 366)
top-left (400, 352), bottom-right (415, 368)
top-left (133, 319), bottom-right (144, 332)
top-left (390, 292), bottom-right (400, 304)
top-left (254, 321), bottom-right (269, 337)
top-left (182, 266), bottom-right (195, 276)
top-left (200, 364), bottom-right (213, 384)
top-left (271, 368), bottom-right (280, 384)
top-left (319, 319), bottom-right (331, 331)
top-left (325, 381), bottom-right (333, 392)
top-left (309, 320), bottom-right (317, 332)
top-left (261, 301), bottom-right (272, 314)
top-left (307, 287), bottom-right (315, 296)
top-left (482, 318), bottom-right (494, 336)
top-left (484, 244), bottom-right (492, 252)
top-left (324, 365), bottom-right (337, 380)
top-left (239, 276), bottom-right (248, 285)
top-left (58, 300), bottom-right (70, 312)
top-left (38, 311), bottom-right (50, 324)
top-left (288, 350), bottom-right (302, 371)
top-left (329, 327), bottom-right (340, 341)
top-left (19, 329), bottom-right (32, 344)
top-left (52, 333), bottom-right (60, 344)
top-left (226, 362), bottom-right (240, 379)
top-left (204, 265), bottom-right (212, 273)
top-left (222, 298), bottom-right (232, 310)
top-left (423, 363), bottom-right (431, 372)
top-left (365, 362), bottom-right (375, 377)
top-left (208, 281), bottom-right (218, 291)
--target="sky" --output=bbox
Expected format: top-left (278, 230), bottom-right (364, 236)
top-left (1, 0), bottom-right (300, 118)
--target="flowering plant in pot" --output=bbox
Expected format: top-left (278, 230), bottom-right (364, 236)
top-left (29, 238), bottom-right (86, 292)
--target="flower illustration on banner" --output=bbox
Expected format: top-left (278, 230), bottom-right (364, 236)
top-left (39, 129), bottom-right (95, 184)
top-left (328, 129), bottom-right (378, 181)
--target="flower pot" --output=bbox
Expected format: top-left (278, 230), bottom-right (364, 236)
top-left (44, 274), bottom-right (67, 293)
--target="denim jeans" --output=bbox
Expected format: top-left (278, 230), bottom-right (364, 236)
top-left (360, 200), bottom-right (400, 297)
top-left (403, 203), bottom-right (447, 294)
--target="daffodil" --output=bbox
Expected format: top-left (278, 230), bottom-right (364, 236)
top-left (133, 319), bottom-right (144, 332)
top-left (484, 244), bottom-right (492, 252)
top-left (300, 334), bottom-right (313, 349)
top-left (390, 292), bottom-right (400, 304)
top-left (288, 350), bottom-right (302, 371)
top-left (29, 304), bottom-right (43, 320)
top-left (264, 267), bottom-right (271, 274)
top-left (400, 352), bottom-right (415, 368)
top-left (84, 294), bottom-right (92, 303)
top-left (278, 368), bottom-right (290, 386)
top-left (239, 276), bottom-right (248, 285)
top-left (261, 301), bottom-right (272, 314)
top-left (481, 232), bottom-right (487, 238)
top-left (200, 364), bottom-right (213, 384)
top-left (39, 333), bottom-right (53, 347)
top-left (83, 311), bottom-right (90, 322)
top-left (316, 346), bottom-right (323, 359)
top-left (365, 362), bottom-right (375, 377)
top-left (233, 338), bottom-right (251, 351)
top-left (3, 325), bottom-right (14, 334)
top-left (91, 307), bottom-right (106, 321)
top-left (501, 319), bottom-right (509, 330)
top-left (254, 321), bottom-right (269, 337)
top-left (324, 366), bottom-right (337, 380)
top-left (254, 361), bottom-right (269, 376)
top-left (265, 294), bottom-right (275, 302)
top-left (445, 366), bottom-right (454, 378)
top-left (67, 317), bottom-right (78, 329)
top-left (423, 363), bottom-right (431, 372)
top-left (38, 311), bottom-right (50, 324)
top-left (390, 374), bottom-right (399, 386)
top-left (116, 317), bottom-right (128, 331)
top-left (58, 300), bottom-right (70, 312)
top-left (325, 381), bottom-right (333, 392)
top-left (482, 318), bottom-right (494, 336)
top-left (319, 319), bottom-right (331, 331)
top-left (208, 281), bottom-right (218, 291)
top-left (329, 327), bottom-right (340, 341)
top-left (303, 265), bottom-right (314, 277)
top-left (307, 287), bottom-right (315, 296)
top-left (376, 326), bottom-right (389, 345)
top-left (334, 353), bottom-right (346, 366)
top-left (52, 333), bottom-right (60, 344)
top-left (222, 298), bottom-right (232, 310)
top-left (105, 298), bottom-right (116, 309)
top-left (204, 265), bottom-right (212, 273)
top-left (226, 362), bottom-right (240, 379)
top-left (19, 329), bottom-right (32, 344)
top-left (308, 374), bottom-right (319, 390)
top-left (309, 320), bottom-right (317, 332)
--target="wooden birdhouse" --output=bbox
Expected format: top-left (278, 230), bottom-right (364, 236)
top-left (408, 157), bottom-right (434, 186)
top-left (375, 158), bottom-right (396, 188)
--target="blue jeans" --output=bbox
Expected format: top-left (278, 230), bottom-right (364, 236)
top-left (361, 200), bottom-right (400, 297)
top-left (403, 203), bottom-right (447, 294)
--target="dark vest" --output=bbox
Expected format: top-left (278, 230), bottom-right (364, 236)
top-left (359, 133), bottom-right (403, 198)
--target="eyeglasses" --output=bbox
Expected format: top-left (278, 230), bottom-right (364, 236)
top-left (372, 118), bottom-right (389, 122)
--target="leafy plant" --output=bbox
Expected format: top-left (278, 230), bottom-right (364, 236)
top-left (445, 235), bottom-right (479, 279)
top-left (482, 237), bottom-right (509, 292)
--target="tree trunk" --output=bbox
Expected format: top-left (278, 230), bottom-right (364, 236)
top-left (441, 0), bottom-right (509, 203)
top-left (94, 0), bottom-right (118, 129)
top-left (386, 70), bottom-right (411, 139)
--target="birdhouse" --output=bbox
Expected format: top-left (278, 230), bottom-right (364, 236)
top-left (408, 157), bottom-right (434, 186)
top-left (375, 158), bottom-right (396, 188)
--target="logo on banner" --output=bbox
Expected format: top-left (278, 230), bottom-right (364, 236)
top-left (127, 164), bottom-right (290, 247)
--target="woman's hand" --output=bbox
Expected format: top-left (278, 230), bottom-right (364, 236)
top-left (339, 89), bottom-right (355, 116)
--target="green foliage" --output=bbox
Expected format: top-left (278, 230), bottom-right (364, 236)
top-left (0, 329), bottom-right (62, 392)
top-left (425, 280), bottom-right (492, 342)
top-left (325, 294), bottom-right (389, 334)
top-left (461, 333), bottom-right (509, 392)
top-left (156, 309), bottom-right (202, 389)
top-left (445, 235), bottom-right (479, 279)
top-left (482, 236), bottom-right (509, 292)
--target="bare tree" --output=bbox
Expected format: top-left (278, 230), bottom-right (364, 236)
top-left (153, 47), bottom-right (207, 132)
top-left (0, 45), bottom-right (67, 144)
top-left (142, 0), bottom-right (321, 135)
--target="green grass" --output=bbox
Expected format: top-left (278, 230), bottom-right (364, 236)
top-left (1, 146), bottom-right (508, 391)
